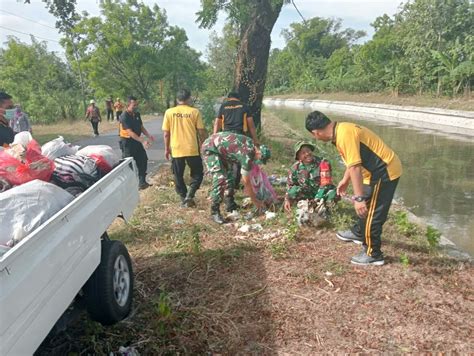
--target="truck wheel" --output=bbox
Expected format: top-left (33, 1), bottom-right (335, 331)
top-left (83, 239), bottom-right (134, 325)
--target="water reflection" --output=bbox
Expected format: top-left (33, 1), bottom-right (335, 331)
top-left (267, 107), bottom-right (474, 255)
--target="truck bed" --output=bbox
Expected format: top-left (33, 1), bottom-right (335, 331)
top-left (0, 157), bottom-right (139, 355)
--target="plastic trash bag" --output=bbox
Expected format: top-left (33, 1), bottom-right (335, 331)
top-left (77, 145), bottom-right (119, 173)
top-left (12, 131), bottom-right (33, 147)
top-left (0, 179), bottom-right (74, 247)
top-left (41, 136), bottom-right (79, 160)
top-left (0, 140), bottom-right (55, 186)
top-left (249, 164), bottom-right (278, 204)
top-left (51, 154), bottom-right (101, 193)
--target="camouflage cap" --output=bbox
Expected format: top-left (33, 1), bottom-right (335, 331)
top-left (294, 141), bottom-right (315, 160)
top-left (255, 144), bottom-right (271, 164)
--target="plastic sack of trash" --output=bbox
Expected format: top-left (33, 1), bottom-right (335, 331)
top-left (0, 179), bottom-right (74, 248)
top-left (77, 145), bottom-right (119, 173)
top-left (0, 140), bottom-right (55, 186)
top-left (249, 163), bottom-right (278, 204)
top-left (41, 136), bottom-right (79, 160)
top-left (51, 154), bottom-right (101, 194)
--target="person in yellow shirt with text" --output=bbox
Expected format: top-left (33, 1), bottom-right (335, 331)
top-left (162, 89), bottom-right (207, 208)
top-left (306, 111), bottom-right (402, 266)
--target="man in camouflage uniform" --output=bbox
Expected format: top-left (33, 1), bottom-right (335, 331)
top-left (202, 132), bottom-right (271, 224)
top-left (284, 141), bottom-right (326, 212)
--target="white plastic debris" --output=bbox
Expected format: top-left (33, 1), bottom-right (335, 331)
top-left (238, 224), bottom-right (251, 233)
top-left (226, 210), bottom-right (240, 221)
top-left (265, 211), bottom-right (277, 220)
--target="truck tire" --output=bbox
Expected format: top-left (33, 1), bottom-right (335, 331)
top-left (83, 239), bottom-right (134, 325)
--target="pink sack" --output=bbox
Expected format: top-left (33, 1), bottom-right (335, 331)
top-left (249, 163), bottom-right (278, 204)
top-left (0, 140), bottom-right (55, 186)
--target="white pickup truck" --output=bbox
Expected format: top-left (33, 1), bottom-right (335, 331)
top-left (0, 157), bottom-right (140, 355)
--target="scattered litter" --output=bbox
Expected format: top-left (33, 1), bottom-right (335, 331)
top-left (226, 210), bottom-right (240, 221)
top-left (242, 197), bottom-right (252, 208)
top-left (296, 199), bottom-right (326, 227)
top-left (324, 278), bottom-right (334, 288)
top-left (325, 271), bottom-right (333, 276)
top-left (238, 224), bottom-right (250, 233)
top-left (268, 174), bottom-right (287, 186)
top-left (174, 219), bottom-right (185, 225)
top-left (265, 211), bottom-right (277, 220)
top-left (117, 346), bottom-right (140, 356)
top-left (237, 223), bottom-right (263, 233)
top-left (262, 231), bottom-right (281, 240)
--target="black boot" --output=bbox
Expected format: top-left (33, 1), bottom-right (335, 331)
top-left (183, 186), bottom-right (197, 208)
top-left (224, 196), bottom-right (239, 212)
top-left (139, 175), bottom-right (151, 190)
top-left (211, 203), bottom-right (225, 224)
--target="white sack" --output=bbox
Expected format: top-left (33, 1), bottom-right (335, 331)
top-left (77, 145), bottom-right (119, 171)
top-left (0, 179), bottom-right (74, 247)
top-left (41, 136), bottom-right (79, 160)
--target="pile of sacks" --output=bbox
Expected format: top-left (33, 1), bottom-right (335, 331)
top-left (0, 132), bottom-right (119, 256)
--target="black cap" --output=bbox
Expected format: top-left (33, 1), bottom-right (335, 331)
top-left (305, 111), bottom-right (331, 132)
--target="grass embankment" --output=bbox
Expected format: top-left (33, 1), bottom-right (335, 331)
top-left (37, 112), bottom-right (473, 355)
top-left (269, 92), bottom-right (474, 111)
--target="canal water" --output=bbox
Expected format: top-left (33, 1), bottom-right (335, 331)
top-left (266, 107), bottom-right (474, 256)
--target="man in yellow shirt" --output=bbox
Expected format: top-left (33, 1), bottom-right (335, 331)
top-left (162, 89), bottom-right (207, 208)
top-left (306, 111), bottom-right (402, 266)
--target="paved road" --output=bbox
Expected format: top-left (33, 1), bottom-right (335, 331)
top-left (75, 117), bottom-right (167, 174)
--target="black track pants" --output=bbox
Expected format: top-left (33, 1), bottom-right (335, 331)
top-left (351, 178), bottom-right (399, 256)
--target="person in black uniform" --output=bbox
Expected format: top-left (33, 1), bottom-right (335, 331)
top-left (213, 91), bottom-right (259, 212)
top-left (0, 91), bottom-right (15, 148)
top-left (119, 96), bottom-right (155, 189)
top-left (306, 111), bottom-right (402, 266)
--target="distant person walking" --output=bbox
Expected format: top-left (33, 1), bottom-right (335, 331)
top-left (105, 96), bottom-right (114, 122)
top-left (305, 111), bottom-right (402, 266)
top-left (114, 97), bottom-right (124, 121)
top-left (213, 91), bottom-right (259, 193)
top-left (162, 89), bottom-right (207, 208)
top-left (0, 91), bottom-right (15, 147)
top-left (9, 105), bottom-right (32, 135)
top-left (85, 100), bottom-right (101, 137)
top-left (119, 96), bottom-right (154, 190)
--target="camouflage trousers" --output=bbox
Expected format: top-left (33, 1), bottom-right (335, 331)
top-left (287, 186), bottom-right (317, 201)
top-left (204, 153), bottom-right (235, 204)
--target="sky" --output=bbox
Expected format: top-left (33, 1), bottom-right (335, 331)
top-left (0, 0), bottom-right (403, 60)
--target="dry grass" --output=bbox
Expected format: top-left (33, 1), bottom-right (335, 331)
top-left (35, 113), bottom-right (473, 355)
top-left (270, 92), bottom-right (474, 111)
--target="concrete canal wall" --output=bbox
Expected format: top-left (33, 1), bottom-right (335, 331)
top-left (263, 98), bottom-right (474, 137)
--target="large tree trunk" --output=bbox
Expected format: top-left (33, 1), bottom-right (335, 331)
top-left (233, 0), bottom-right (283, 130)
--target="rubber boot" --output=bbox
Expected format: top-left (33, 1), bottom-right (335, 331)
top-left (184, 186), bottom-right (197, 208)
top-left (139, 175), bottom-right (151, 190)
top-left (211, 203), bottom-right (225, 224)
top-left (224, 196), bottom-right (239, 212)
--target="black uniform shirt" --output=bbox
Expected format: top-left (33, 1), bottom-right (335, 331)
top-left (217, 98), bottom-right (251, 134)
top-left (119, 111), bottom-right (143, 138)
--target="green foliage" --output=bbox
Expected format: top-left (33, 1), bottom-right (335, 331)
top-left (425, 225), bottom-right (441, 248)
top-left (284, 215), bottom-right (299, 241)
top-left (65, 0), bottom-right (205, 108)
top-left (400, 253), bottom-right (410, 267)
top-left (0, 38), bottom-right (83, 122)
top-left (393, 211), bottom-right (419, 237)
top-left (266, 0), bottom-right (473, 96)
top-left (152, 292), bottom-right (174, 336)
